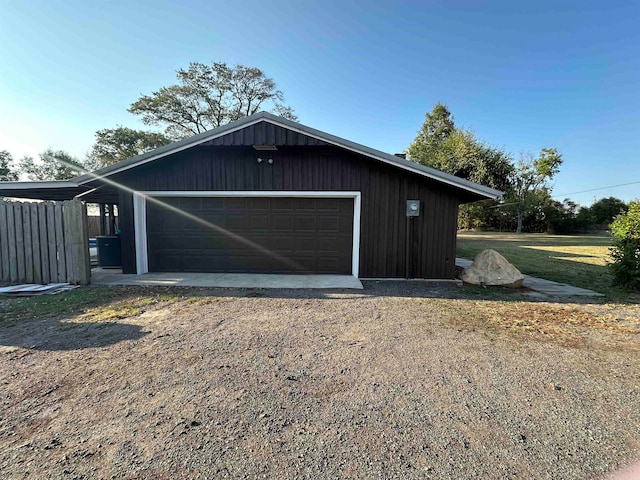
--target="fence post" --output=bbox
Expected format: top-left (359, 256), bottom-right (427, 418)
top-left (0, 202), bottom-right (8, 282)
top-left (30, 203), bottom-right (42, 284)
top-left (22, 203), bottom-right (34, 283)
top-left (80, 202), bottom-right (91, 284)
top-left (55, 202), bottom-right (66, 282)
top-left (46, 202), bottom-right (58, 282)
top-left (38, 202), bottom-right (50, 284)
top-left (14, 204), bottom-right (26, 282)
top-left (6, 203), bottom-right (18, 283)
top-left (63, 200), bottom-right (90, 285)
top-left (63, 201), bottom-right (77, 284)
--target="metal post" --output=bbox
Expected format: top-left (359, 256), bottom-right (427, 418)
top-left (405, 216), bottom-right (411, 279)
top-left (99, 203), bottom-right (106, 235)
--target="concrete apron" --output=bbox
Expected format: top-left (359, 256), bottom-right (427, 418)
top-left (91, 269), bottom-right (363, 289)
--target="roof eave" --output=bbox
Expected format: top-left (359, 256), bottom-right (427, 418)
top-left (72, 111), bottom-right (504, 200)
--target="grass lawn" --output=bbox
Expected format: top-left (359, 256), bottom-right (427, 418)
top-left (456, 231), bottom-right (638, 300)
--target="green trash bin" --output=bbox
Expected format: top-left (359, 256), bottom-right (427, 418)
top-left (96, 236), bottom-right (121, 268)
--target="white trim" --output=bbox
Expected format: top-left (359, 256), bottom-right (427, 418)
top-left (132, 191), bottom-right (361, 277)
top-left (133, 192), bottom-right (148, 274)
top-left (352, 193), bottom-right (361, 277)
top-left (74, 187), bottom-right (98, 199)
top-left (0, 180), bottom-right (79, 189)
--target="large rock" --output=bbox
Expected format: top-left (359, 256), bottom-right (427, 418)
top-left (461, 249), bottom-right (524, 288)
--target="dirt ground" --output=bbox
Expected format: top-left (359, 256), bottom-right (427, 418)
top-left (1, 282), bottom-right (639, 479)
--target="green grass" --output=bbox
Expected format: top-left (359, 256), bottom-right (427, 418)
top-left (0, 286), bottom-right (183, 325)
top-left (457, 231), bottom-right (638, 300)
top-left (0, 287), bottom-right (117, 325)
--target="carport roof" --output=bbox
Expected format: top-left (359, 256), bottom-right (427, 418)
top-left (0, 181), bottom-right (118, 202)
top-left (0, 181), bottom-right (88, 201)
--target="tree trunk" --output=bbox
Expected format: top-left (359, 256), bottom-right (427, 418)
top-left (516, 209), bottom-right (523, 234)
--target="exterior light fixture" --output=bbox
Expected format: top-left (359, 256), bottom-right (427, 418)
top-left (253, 145), bottom-right (278, 151)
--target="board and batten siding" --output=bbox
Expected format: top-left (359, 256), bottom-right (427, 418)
top-left (201, 121), bottom-right (331, 147)
top-left (113, 145), bottom-right (460, 278)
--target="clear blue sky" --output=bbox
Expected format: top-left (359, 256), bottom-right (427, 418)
top-left (0, 0), bottom-right (638, 205)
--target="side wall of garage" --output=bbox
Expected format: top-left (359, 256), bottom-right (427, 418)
top-left (115, 144), bottom-right (462, 278)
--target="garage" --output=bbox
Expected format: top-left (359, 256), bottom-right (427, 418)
top-left (4, 112), bottom-right (501, 279)
top-left (143, 194), bottom-right (356, 274)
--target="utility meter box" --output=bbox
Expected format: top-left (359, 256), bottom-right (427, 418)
top-left (406, 200), bottom-right (421, 217)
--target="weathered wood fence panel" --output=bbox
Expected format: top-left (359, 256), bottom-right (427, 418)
top-left (0, 200), bottom-right (90, 285)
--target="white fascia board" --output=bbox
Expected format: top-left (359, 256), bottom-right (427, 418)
top-left (0, 181), bottom-right (79, 189)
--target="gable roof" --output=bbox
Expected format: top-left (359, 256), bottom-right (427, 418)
top-left (73, 112), bottom-right (502, 200)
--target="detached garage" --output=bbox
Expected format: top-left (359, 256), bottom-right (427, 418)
top-left (0, 112), bottom-right (501, 280)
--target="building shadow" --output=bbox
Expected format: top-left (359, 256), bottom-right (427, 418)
top-left (0, 317), bottom-right (149, 351)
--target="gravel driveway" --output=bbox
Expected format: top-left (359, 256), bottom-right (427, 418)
top-left (1, 282), bottom-right (639, 479)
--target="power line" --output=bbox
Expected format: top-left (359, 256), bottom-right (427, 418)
top-left (490, 179), bottom-right (640, 208)
top-left (552, 180), bottom-right (640, 199)
top-left (489, 179), bottom-right (640, 210)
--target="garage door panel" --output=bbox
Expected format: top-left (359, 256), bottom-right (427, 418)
top-left (272, 198), bottom-right (293, 210)
top-left (146, 196), bottom-right (354, 274)
top-left (316, 198), bottom-right (340, 211)
top-left (225, 197), bottom-right (248, 210)
top-left (269, 236), bottom-right (295, 250)
top-left (316, 237), bottom-right (346, 253)
top-left (250, 215), bottom-right (270, 229)
top-left (294, 216), bottom-right (316, 231)
top-left (293, 198), bottom-right (318, 210)
top-left (247, 197), bottom-right (271, 210)
top-left (226, 214), bottom-right (250, 229)
top-left (317, 216), bottom-right (339, 231)
top-left (272, 215), bottom-right (293, 231)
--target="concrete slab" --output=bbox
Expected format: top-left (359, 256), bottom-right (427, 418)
top-left (91, 269), bottom-right (363, 289)
top-left (455, 258), bottom-right (604, 297)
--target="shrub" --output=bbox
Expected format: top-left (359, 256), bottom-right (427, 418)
top-left (609, 201), bottom-right (640, 290)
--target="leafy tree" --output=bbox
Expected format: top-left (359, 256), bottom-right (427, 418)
top-left (428, 129), bottom-right (513, 191)
top-left (609, 201), bottom-right (640, 290)
top-left (407, 103), bottom-right (455, 161)
top-left (0, 150), bottom-right (19, 181)
top-left (129, 61), bottom-right (297, 139)
top-left (408, 105), bottom-right (513, 191)
top-left (408, 104), bottom-right (514, 230)
top-left (86, 126), bottom-right (171, 169)
top-left (543, 198), bottom-right (586, 234)
top-left (586, 197), bottom-right (628, 228)
top-left (508, 148), bottom-right (563, 234)
top-left (19, 149), bottom-right (85, 181)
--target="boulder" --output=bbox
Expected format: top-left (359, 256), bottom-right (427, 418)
top-left (461, 249), bottom-right (524, 288)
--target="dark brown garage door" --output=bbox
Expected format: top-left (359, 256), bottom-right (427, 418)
top-left (146, 196), bottom-right (354, 274)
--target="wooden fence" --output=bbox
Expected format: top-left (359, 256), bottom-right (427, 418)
top-left (0, 200), bottom-right (90, 285)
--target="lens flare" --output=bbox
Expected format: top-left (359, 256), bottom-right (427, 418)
top-left (65, 160), bottom-right (306, 272)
